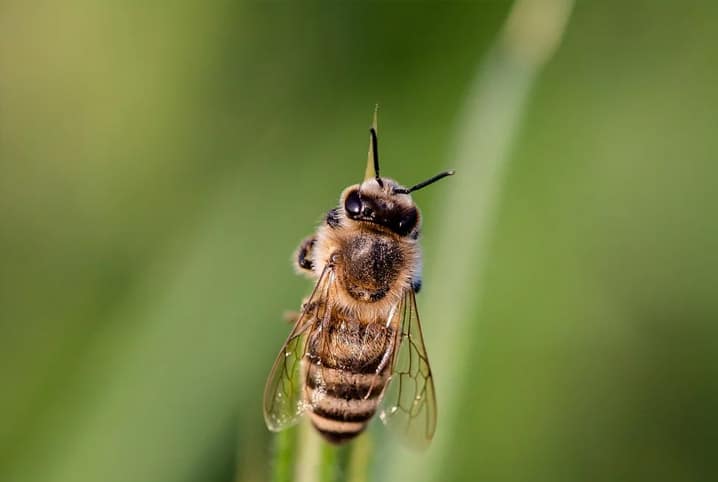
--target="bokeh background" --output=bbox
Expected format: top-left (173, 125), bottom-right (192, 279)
top-left (1, 2), bottom-right (717, 482)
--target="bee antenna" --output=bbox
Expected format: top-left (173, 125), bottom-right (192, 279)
top-left (369, 127), bottom-right (383, 188)
top-left (394, 169), bottom-right (456, 194)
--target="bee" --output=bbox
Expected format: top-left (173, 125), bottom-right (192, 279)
top-left (263, 111), bottom-right (454, 448)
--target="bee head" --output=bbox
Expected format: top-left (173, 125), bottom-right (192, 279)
top-left (341, 126), bottom-right (454, 236)
top-left (339, 119), bottom-right (455, 237)
top-left (340, 179), bottom-right (420, 237)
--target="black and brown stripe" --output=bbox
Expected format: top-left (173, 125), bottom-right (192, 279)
top-left (304, 319), bottom-right (393, 444)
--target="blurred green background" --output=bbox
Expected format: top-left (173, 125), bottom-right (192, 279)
top-left (1, 2), bottom-right (717, 482)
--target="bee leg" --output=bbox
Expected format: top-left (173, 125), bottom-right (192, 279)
top-left (365, 329), bottom-right (396, 399)
top-left (295, 235), bottom-right (317, 273)
top-left (325, 207), bottom-right (341, 228)
top-left (411, 276), bottom-right (422, 294)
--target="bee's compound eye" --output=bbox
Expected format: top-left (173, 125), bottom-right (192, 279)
top-left (344, 190), bottom-right (362, 216)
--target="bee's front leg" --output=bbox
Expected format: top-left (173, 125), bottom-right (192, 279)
top-left (294, 235), bottom-right (317, 274)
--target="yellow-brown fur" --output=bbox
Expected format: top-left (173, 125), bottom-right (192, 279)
top-left (296, 178), bottom-right (422, 443)
top-left (263, 118), bottom-right (452, 446)
top-left (309, 180), bottom-right (421, 321)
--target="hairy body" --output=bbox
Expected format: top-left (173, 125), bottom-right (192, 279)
top-left (263, 121), bottom-right (450, 446)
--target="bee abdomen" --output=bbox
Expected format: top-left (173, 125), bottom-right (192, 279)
top-left (307, 392), bottom-right (383, 444)
top-left (313, 399), bottom-right (377, 423)
top-left (306, 365), bottom-right (388, 444)
top-left (303, 320), bottom-right (392, 443)
top-left (308, 397), bottom-right (378, 443)
top-left (310, 417), bottom-right (366, 444)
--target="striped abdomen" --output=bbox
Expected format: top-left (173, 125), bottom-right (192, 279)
top-left (304, 319), bottom-right (393, 444)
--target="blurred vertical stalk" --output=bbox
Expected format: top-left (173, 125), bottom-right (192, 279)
top-left (294, 421), bottom-right (320, 482)
top-left (270, 428), bottom-right (297, 482)
top-left (286, 420), bottom-right (354, 482)
top-left (382, 1), bottom-right (573, 482)
top-left (347, 434), bottom-right (371, 482)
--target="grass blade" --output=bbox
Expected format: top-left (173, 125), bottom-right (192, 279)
top-left (381, 1), bottom-right (574, 481)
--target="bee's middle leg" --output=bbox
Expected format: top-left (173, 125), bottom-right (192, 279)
top-left (295, 235), bottom-right (317, 273)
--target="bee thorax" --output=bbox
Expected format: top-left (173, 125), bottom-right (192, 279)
top-left (337, 236), bottom-right (405, 302)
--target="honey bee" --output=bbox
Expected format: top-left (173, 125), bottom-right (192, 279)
top-left (263, 111), bottom-right (454, 448)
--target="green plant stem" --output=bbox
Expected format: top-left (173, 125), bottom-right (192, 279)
top-left (318, 442), bottom-right (337, 482)
top-left (272, 420), bottom-right (364, 482)
top-left (312, 430), bottom-right (356, 482)
top-left (271, 427), bottom-right (297, 482)
top-left (294, 420), bottom-right (320, 482)
top-left (347, 433), bottom-right (371, 482)
top-left (318, 441), bottom-right (352, 482)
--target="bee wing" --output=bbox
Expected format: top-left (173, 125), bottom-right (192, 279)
top-left (263, 265), bottom-right (335, 431)
top-left (378, 289), bottom-right (437, 449)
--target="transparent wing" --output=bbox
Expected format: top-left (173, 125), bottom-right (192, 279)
top-left (379, 289), bottom-right (437, 449)
top-left (263, 266), bottom-right (335, 431)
